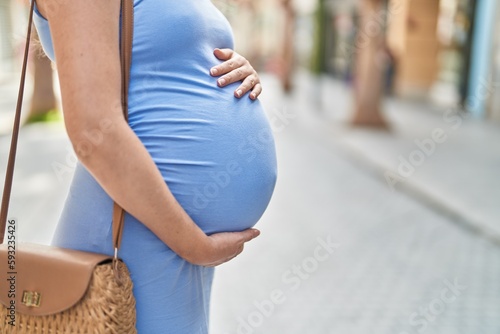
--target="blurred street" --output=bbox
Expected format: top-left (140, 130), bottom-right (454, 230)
top-left (1, 72), bottom-right (499, 334)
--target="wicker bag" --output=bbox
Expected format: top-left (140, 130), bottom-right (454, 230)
top-left (0, 0), bottom-right (137, 333)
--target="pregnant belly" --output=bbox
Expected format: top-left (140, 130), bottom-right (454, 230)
top-left (128, 93), bottom-right (277, 234)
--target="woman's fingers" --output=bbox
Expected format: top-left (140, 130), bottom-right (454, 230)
top-left (237, 228), bottom-right (261, 243)
top-left (213, 48), bottom-right (234, 61)
top-left (211, 49), bottom-right (263, 99)
top-left (234, 74), bottom-right (261, 99)
top-left (213, 63), bottom-right (253, 87)
top-left (210, 49), bottom-right (247, 76)
top-left (217, 67), bottom-right (250, 87)
top-left (250, 83), bottom-right (263, 100)
top-left (202, 229), bottom-right (260, 267)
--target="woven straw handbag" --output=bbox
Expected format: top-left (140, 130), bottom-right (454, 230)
top-left (0, 0), bottom-right (137, 333)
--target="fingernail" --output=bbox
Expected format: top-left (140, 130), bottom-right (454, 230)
top-left (210, 68), bottom-right (218, 75)
top-left (236, 89), bottom-right (242, 97)
top-left (218, 78), bottom-right (226, 86)
top-left (250, 93), bottom-right (255, 99)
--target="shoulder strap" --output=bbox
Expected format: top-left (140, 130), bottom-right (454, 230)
top-left (0, 0), bottom-right (134, 253)
top-left (113, 0), bottom-right (134, 251)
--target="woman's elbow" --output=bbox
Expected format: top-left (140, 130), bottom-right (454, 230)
top-left (66, 115), bottom-right (120, 162)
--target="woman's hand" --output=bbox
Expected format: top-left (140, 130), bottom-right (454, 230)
top-left (210, 48), bottom-right (262, 100)
top-left (190, 228), bottom-right (261, 267)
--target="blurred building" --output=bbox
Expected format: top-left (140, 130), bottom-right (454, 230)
top-left (2, 0), bottom-right (498, 120)
top-left (387, 0), bottom-right (499, 120)
top-left (311, 0), bottom-right (500, 120)
top-left (387, 0), bottom-right (474, 106)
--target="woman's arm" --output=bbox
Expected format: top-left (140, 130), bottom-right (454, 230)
top-left (37, 0), bottom-right (259, 266)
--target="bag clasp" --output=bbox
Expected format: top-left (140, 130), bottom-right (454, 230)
top-left (21, 291), bottom-right (42, 307)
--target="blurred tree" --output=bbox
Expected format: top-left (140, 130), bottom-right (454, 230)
top-left (352, 0), bottom-right (387, 128)
top-left (311, 0), bottom-right (327, 74)
top-left (280, 0), bottom-right (295, 92)
top-left (28, 29), bottom-right (58, 123)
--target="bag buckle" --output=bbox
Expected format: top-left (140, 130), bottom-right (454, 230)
top-left (22, 291), bottom-right (42, 307)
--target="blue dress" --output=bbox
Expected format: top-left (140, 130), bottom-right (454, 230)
top-left (33, 1), bottom-right (277, 332)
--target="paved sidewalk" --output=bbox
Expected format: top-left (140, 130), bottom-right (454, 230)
top-left (0, 73), bottom-right (499, 334)
top-left (320, 75), bottom-right (500, 243)
top-left (293, 71), bottom-right (500, 242)
top-left (210, 74), bottom-right (500, 334)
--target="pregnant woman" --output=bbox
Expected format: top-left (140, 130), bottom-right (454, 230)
top-left (32, 0), bottom-right (277, 332)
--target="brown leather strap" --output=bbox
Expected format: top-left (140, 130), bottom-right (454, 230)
top-left (120, 0), bottom-right (134, 123)
top-left (0, 0), bottom-right (134, 252)
top-left (113, 0), bottom-right (134, 250)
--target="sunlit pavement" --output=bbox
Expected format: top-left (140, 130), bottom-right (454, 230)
top-left (211, 73), bottom-right (500, 334)
top-left (0, 73), bottom-right (499, 334)
top-left (308, 74), bottom-right (500, 242)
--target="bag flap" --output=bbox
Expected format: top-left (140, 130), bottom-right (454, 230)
top-left (0, 242), bottom-right (113, 316)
